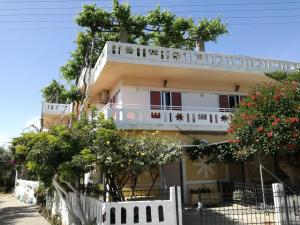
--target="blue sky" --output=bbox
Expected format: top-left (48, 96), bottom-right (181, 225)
top-left (0, 0), bottom-right (299, 146)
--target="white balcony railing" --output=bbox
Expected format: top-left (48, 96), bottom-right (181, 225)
top-left (97, 41), bottom-right (299, 73)
top-left (101, 104), bottom-right (232, 131)
top-left (79, 41), bottom-right (300, 88)
top-left (42, 103), bottom-right (71, 116)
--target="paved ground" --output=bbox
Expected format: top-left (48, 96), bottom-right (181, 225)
top-left (0, 194), bottom-right (49, 225)
top-left (183, 205), bottom-right (275, 225)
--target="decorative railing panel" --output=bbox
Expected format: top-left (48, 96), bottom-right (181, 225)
top-left (78, 41), bottom-right (300, 88)
top-left (106, 41), bottom-right (299, 73)
top-left (102, 104), bottom-right (231, 131)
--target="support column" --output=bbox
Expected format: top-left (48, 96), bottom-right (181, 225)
top-left (272, 183), bottom-right (290, 225)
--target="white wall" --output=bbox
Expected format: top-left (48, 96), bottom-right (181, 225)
top-left (122, 86), bottom-right (149, 106)
top-left (182, 92), bottom-right (219, 109)
top-left (122, 86), bottom-right (220, 108)
top-left (48, 187), bottom-right (182, 225)
top-left (15, 179), bottom-right (39, 204)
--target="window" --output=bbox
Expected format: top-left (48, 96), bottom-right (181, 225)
top-left (161, 91), bottom-right (171, 110)
top-left (229, 95), bottom-right (240, 108)
top-left (150, 91), bottom-right (182, 111)
top-left (219, 95), bottom-right (241, 111)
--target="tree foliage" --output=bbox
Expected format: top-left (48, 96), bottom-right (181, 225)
top-left (41, 80), bottom-right (68, 103)
top-left (12, 113), bottom-right (181, 224)
top-left (57, 1), bottom-right (227, 93)
top-left (0, 147), bottom-right (15, 192)
top-left (266, 70), bottom-right (300, 82)
top-left (92, 117), bottom-right (182, 200)
top-left (41, 80), bottom-right (82, 104)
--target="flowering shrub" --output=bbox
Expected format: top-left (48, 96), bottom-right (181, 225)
top-left (229, 81), bottom-right (300, 157)
top-left (227, 81), bottom-right (300, 184)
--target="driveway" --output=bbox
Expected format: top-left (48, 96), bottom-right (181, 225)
top-left (0, 194), bottom-right (49, 225)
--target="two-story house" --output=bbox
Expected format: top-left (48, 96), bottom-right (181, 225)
top-left (42, 41), bottom-right (300, 203)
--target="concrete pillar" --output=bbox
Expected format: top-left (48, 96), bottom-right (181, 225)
top-left (272, 183), bottom-right (289, 225)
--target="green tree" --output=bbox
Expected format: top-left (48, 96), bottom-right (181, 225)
top-left (146, 7), bottom-right (194, 49)
top-left (190, 18), bottom-right (228, 51)
top-left (91, 114), bottom-right (182, 201)
top-left (147, 8), bottom-right (227, 50)
top-left (41, 80), bottom-right (68, 103)
top-left (266, 70), bottom-right (300, 82)
top-left (0, 147), bottom-right (15, 192)
top-left (12, 119), bottom-right (95, 225)
top-left (12, 113), bottom-right (181, 223)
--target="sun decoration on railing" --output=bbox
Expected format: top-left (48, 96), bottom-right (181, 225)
top-left (176, 113), bottom-right (183, 121)
top-left (127, 112), bottom-right (136, 120)
top-left (220, 114), bottom-right (229, 122)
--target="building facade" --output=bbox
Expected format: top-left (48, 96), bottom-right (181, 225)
top-left (42, 41), bottom-right (300, 203)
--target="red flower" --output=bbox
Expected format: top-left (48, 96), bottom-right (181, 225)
top-left (272, 118), bottom-right (281, 126)
top-left (251, 95), bottom-right (257, 101)
top-left (257, 127), bottom-right (264, 133)
top-left (287, 144), bottom-right (296, 150)
top-left (247, 102), bottom-right (253, 107)
top-left (274, 94), bottom-right (281, 101)
top-left (241, 101), bottom-right (246, 106)
top-left (227, 128), bottom-right (234, 134)
top-left (267, 132), bottom-right (273, 138)
top-left (292, 131), bottom-right (298, 139)
top-left (228, 139), bottom-right (240, 144)
top-left (285, 117), bottom-right (299, 124)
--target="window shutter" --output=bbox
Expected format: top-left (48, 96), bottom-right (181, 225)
top-left (171, 92), bottom-right (182, 110)
top-left (219, 95), bottom-right (229, 109)
top-left (150, 91), bottom-right (161, 110)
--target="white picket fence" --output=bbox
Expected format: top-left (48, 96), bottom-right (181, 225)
top-left (15, 179), bottom-right (39, 204)
top-left (50, 186), bottom-right (182, 225)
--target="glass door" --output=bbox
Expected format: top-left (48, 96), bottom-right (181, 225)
top-left (161, 91), bottom-right (171, 110)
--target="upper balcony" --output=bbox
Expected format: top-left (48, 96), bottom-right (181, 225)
top-left (79, 41), bottom-right (300, 92)
top-left (42, 103), bottom-right (72, 129)
top-left (101, 104), bottom-right (232, 132)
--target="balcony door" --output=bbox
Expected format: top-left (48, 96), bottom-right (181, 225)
top-left (219, 95), bottom-right (241, 111)
top-left (150, 91), bottom-right (182, 110)
top-left (161, 91), bottom-right (171, 110)
top-left (150, 91), bottom-right (182, 118)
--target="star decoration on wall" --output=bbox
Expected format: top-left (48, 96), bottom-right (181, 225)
top-left (127, 112), bottom-right (136, 120)
top-left (175, 113), bottom-right (183, 121)
top-left (192, 158), bottom-right (215, 178)
top-left (220, 114), bottom-right (229, 122)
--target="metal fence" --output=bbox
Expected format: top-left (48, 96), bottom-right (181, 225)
top-left (183, 182), bottom-right (300, 225)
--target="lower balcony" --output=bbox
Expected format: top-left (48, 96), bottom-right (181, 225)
top-left (102, 104), bottom-right (232, 132)
top-left (42, 103), bottom-right (72, 129)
